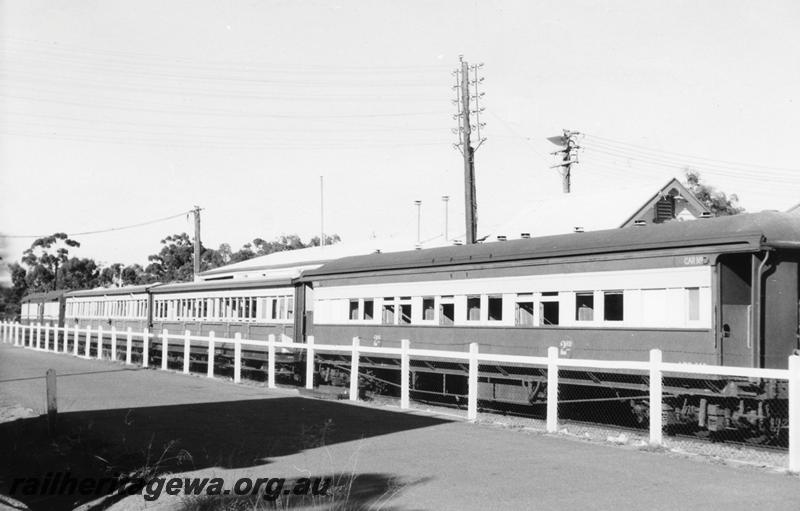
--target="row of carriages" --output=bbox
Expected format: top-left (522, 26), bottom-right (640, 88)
top-left (16, 212), bottom-right (800, 440)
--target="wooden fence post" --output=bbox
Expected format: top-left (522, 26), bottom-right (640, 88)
top-left (161, 329), bottom-right (169, 370)
top-left (267, 334), bottom-right (276, 389)
top-left (349, 337), bottom-right (360, 401)
top-left (788, 355), bottom-right (800, 473)
top-left (305, 335), bottom-right (315, 390)
top-left (125, 327), bottom-right (133, 365)
top-left (649, 349), bottom-right (663, 446)
top-left (142, 328), bottom-right (149, 367)
top-left (97, 325), bottom-right (104, 359)
top-left (111, 327), bottom-right (117, 361)
top-left (207, 331), bottom-right (215, 378)
top-left (183, 330), bottom-right (191, 374)
top-left (468, 342), bottom-right (479, 421)
top-left (46, 368), bottom-right (57, 437)
top-left (73, 325), bottom-right (79, 356)
top-left (546, 346), bottom-right (559, 433)
top-left (400, 339), bottom-right (410, 409)
top-left (84, 326), bottom-right (91, 358)
top-left (234, 333), bottom-right (242, 383)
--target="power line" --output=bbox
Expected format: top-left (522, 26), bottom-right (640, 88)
top-left (0, 210), bottom-right (196, 239)
top-left (583, 143), bottom-right (800, 183)
top-left (584, 133), bottom-right (800, 174)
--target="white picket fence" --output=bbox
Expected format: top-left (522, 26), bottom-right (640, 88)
top-left (2, 319), bottom-right (799, 472)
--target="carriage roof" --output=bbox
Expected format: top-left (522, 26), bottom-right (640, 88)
top-left (303, 212), bottom-right (800, 278)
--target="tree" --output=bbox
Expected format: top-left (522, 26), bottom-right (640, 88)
top-left (685, 170), bottom-right (744, 216)
top-left (20, 233), bottom-right (81, 291)
top-left (145, 233), bottom-right (199, 283)
top-left (308, 234), bottom-right (342, 247)
top-left (59, 257), bottom-right (100, 290)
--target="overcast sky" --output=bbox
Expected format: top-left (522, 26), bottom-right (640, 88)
top-left (1, 0), bottom-right (799, 281)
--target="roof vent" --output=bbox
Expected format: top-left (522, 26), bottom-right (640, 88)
top-left (634, 220), bottom-right (647, 227)
top-left (520, 232), bottom-right (531, 239)
top-left (573, 227), bottom-right (584, 233)
top-left (414, 244), bottom-right (422, 250)
top-left (700, 211), bottom-right (713, 219)
top-left (452, 239), bottom-right (463, 246)
top-left (497, 235), bottom-right (507, 242)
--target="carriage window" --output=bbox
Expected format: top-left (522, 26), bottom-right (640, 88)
top-left (422, 298), bottom-right (435, 321)
top-left (363, 299), bottom-right (374, 320)
top-left (467, 296), bottom-right (481, 321)
top-left (687, 287), bottom-right (700, 321)
top-left (516, 301), bottom-right (534, 326)
top-left (400, 304), bottom-right (412, 324)
top-left (287, 297), bottom-right (294, 320)
top-left (382, 303), bottom-right (395, 324)
top-left (349, 300), bottom-right (359, 320)
top-left (576, 293), bottom-right (594, 321)
top-left (541, 301), bottom-right (560, 325)
top-left (250, 297), bottom-right (257, 319)
top-left (440, 303), bottom-right (454, 325)
top-left (604, 292), bottom-right (624, 321)
top-left (488, 296), bottom-right (503, 321)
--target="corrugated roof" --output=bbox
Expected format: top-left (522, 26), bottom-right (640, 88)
top-left (303, 212), bottom-right (800, 278)
top-left (481, 178), bottom-right (705, 240)
top-left (197, 236), bottom-right (450, 278)
top-left (21, 290), bottom-right (66, 303)
top-left (64, 283), bottom-right (160, 298)
top-left (151, 277), bottom-right (293, 294)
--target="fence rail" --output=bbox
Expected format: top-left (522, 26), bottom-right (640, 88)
top-left (2, 319), bottom-right (799, 473)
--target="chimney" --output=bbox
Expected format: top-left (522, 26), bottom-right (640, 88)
top-left (573, 227), bottom-right (584, 233)
top-left (497, 235), bottom-right (507, 242)
top-left (520, 232), bottom-right (531, 239)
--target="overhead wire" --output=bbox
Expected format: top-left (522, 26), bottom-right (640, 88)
top-left (585, 133), bottom-right (800, 173)
top-left (0, 210), bottom-right (196, 239)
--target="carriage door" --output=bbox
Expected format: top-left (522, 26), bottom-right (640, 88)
top-left (718, 254), bottom-right (752, 367)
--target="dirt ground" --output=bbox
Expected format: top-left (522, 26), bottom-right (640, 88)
top-left (1, 342), bottom-right (799, 511)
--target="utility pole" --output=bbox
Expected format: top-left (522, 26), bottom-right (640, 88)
top-left (547, 130), bottom-right (581, 193)
top-left (320, 176), bottom-right (325, 248)
top-left (442, 195), bottom-right (450, 241)
top-left (192, 206), bottom-right (202, 278)
top-left (414, 200), bottom-right (422, 245)
top-left (453, 56), bottom-right (486, 244)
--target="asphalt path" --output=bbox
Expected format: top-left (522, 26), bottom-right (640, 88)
top-left (1, 342), bottom-right (798, 510)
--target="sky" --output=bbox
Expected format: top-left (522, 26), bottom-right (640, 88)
top-left (1, 0), bottom-right (799, 282)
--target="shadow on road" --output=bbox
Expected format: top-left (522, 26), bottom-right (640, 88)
top-left (0, 397), bottom-right (449, 510)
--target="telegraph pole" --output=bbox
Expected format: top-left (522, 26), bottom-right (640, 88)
top-left (547, 130), bottom-right (581, 193)
top-left (453, 56), bottom-right (486, 244)
top-left (192, 206), bottom-right (202, 277)
top-left (320, 176), bottom-right (325, 248)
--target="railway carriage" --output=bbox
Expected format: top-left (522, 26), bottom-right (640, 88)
top-left (20, 291), bottom-right (65, 328)
top-left (150, 278), bottom-right (305, 369)
top-left (302, 212), bottom-right (800, 437)
top-left (64, 284), bottom-right (157, 332)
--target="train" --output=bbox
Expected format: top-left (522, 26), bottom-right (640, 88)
top-left (18, 211), bottom-right (800, 440)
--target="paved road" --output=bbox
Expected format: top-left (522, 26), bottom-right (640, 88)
top-left (1, 342), bottom-right (799, 510)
